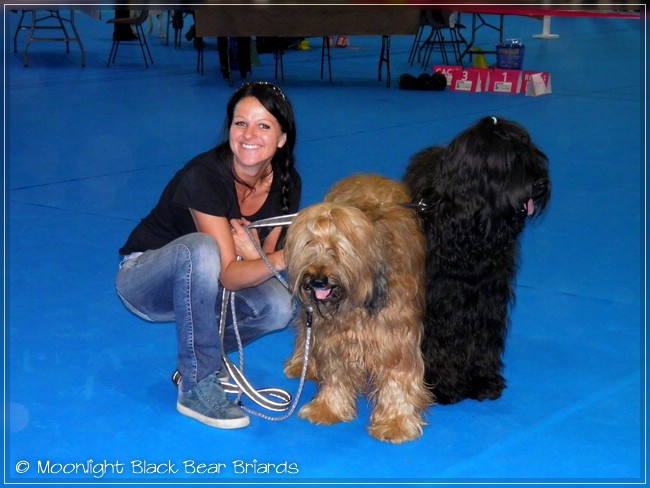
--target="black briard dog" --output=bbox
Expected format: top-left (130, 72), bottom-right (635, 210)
top-left (403, 116), bottom-right (551, 405)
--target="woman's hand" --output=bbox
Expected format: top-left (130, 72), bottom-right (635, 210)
top-left (231, 219), bottom-right (286, 272)
top-left (230, 218), bottom-right (261, 260)
top-left (190, 208), bottom-right (284, 290)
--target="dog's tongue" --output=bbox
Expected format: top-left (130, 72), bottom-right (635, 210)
top-left (526, 199), bottom-right (535, 216)
top-left (315, 288), bottom-right (332, 300)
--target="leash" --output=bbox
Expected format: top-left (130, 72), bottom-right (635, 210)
top-left (223, 201), bottom-right (421, 418)
top-left (247, 213), bottom-right (298, 229)
top-left (175, 202), bottom-right (422, 417)
top-left (238, 213), bottom-right (298, 291)
top-left (224, 201), bottom-right (422, 418)
top-left (400, 199), bottom-right (428, 212)
top-left (219, 213), bottom-right (314, 421)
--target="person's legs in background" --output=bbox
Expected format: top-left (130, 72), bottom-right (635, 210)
top-left (217, 37), bottom-right (252, 79)
top-left (113, 9), bottom-right (137, 41)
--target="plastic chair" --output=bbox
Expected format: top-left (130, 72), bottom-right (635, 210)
top-left (408, 10), bottom-right (466, 67)
top-left (107, 10), bottom-right (154, 68)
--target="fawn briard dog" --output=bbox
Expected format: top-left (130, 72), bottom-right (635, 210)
top-left (403, 116), bottom-right (551, 405)
top-left (284, 174), bottom-right (431, 443)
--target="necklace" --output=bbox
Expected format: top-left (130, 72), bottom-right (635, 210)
top-left (235, 167), bottom-right (273, 205)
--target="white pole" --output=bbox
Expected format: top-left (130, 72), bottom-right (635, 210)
top-left (533, 16), bottom-right (560, 39)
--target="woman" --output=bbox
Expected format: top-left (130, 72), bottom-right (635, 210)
top-left (116, 82), bottom-right (301, 429)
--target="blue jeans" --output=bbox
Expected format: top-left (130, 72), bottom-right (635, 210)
top-left (115, 233), bottom-right (295, 393)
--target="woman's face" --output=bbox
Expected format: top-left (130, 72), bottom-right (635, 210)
top-left (229, 96), bottom-right (287, 174)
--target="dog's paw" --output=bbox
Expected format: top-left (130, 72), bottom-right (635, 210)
top-left (469, 387), bottom-right (504, 402)
top-left (298, 399), bottom-right (354, 425)
top-left (368, 415), bottom-right (424, 444)
top-left (467, 373), bottom-right (506, 402)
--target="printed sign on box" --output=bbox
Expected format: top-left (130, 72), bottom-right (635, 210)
top-left (487, 69), bottom-right (522, 94)
top-left (434, 66), bottom-right (485, 92)
top-left (433, 66), bottom-right (552, 96)
top-left (521, 71), bottom-right (552, 96)
top-left (452, 68), bottom-right (486, 92)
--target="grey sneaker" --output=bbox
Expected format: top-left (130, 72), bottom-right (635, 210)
top-left (216, 365), bottom-right (231, 384)
top-left (171, 366), bottom-right (230, 387)
top-left (177, 374), bottom-right (250, 429)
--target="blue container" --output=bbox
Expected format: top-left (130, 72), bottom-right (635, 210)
top-left (496, 39), bottom-right (525, 70)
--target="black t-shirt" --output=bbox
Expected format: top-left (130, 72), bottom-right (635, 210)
top-left (119, 145), bottom-right (301, 255)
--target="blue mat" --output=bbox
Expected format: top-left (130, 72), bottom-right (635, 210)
top-left (5, 7), bottom-right (644, 485)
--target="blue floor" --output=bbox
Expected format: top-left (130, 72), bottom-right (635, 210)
top-left (5, 6), bottom-right (645, 486)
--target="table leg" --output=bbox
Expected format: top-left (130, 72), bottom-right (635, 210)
top-left (378, 35), bottom-right (391, 87)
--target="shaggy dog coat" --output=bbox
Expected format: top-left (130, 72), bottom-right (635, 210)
top-left (403, 117), bottom-right (551, 404)
top-left (284, 174), bottom-right (431, 443)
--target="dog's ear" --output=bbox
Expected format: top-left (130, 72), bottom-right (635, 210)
top-left (364, 264), bottom-right (389, 315)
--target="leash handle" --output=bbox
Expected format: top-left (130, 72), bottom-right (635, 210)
top-left (218, 212), bottom-right (314, 421)
top-left (220, 284), bottom-right (313, 421)
top-left (221, 355), bottom-right (293, 411)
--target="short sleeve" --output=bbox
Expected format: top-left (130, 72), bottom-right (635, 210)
top-left (173, 164), bottom-right (236, 218)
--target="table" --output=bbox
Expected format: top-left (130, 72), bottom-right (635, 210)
top-left (194, 5), bottom-right (421, 86)
top-left (12, 8), bottom-right (86, 67)
top-left (450, 6), bottom-right (641, 66)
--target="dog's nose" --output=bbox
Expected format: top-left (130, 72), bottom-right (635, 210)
top-left (309, 277), bottom-right (328, 289)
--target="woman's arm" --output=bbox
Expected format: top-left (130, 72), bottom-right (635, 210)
top-left (190, 208), bottom-right (285, 291)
